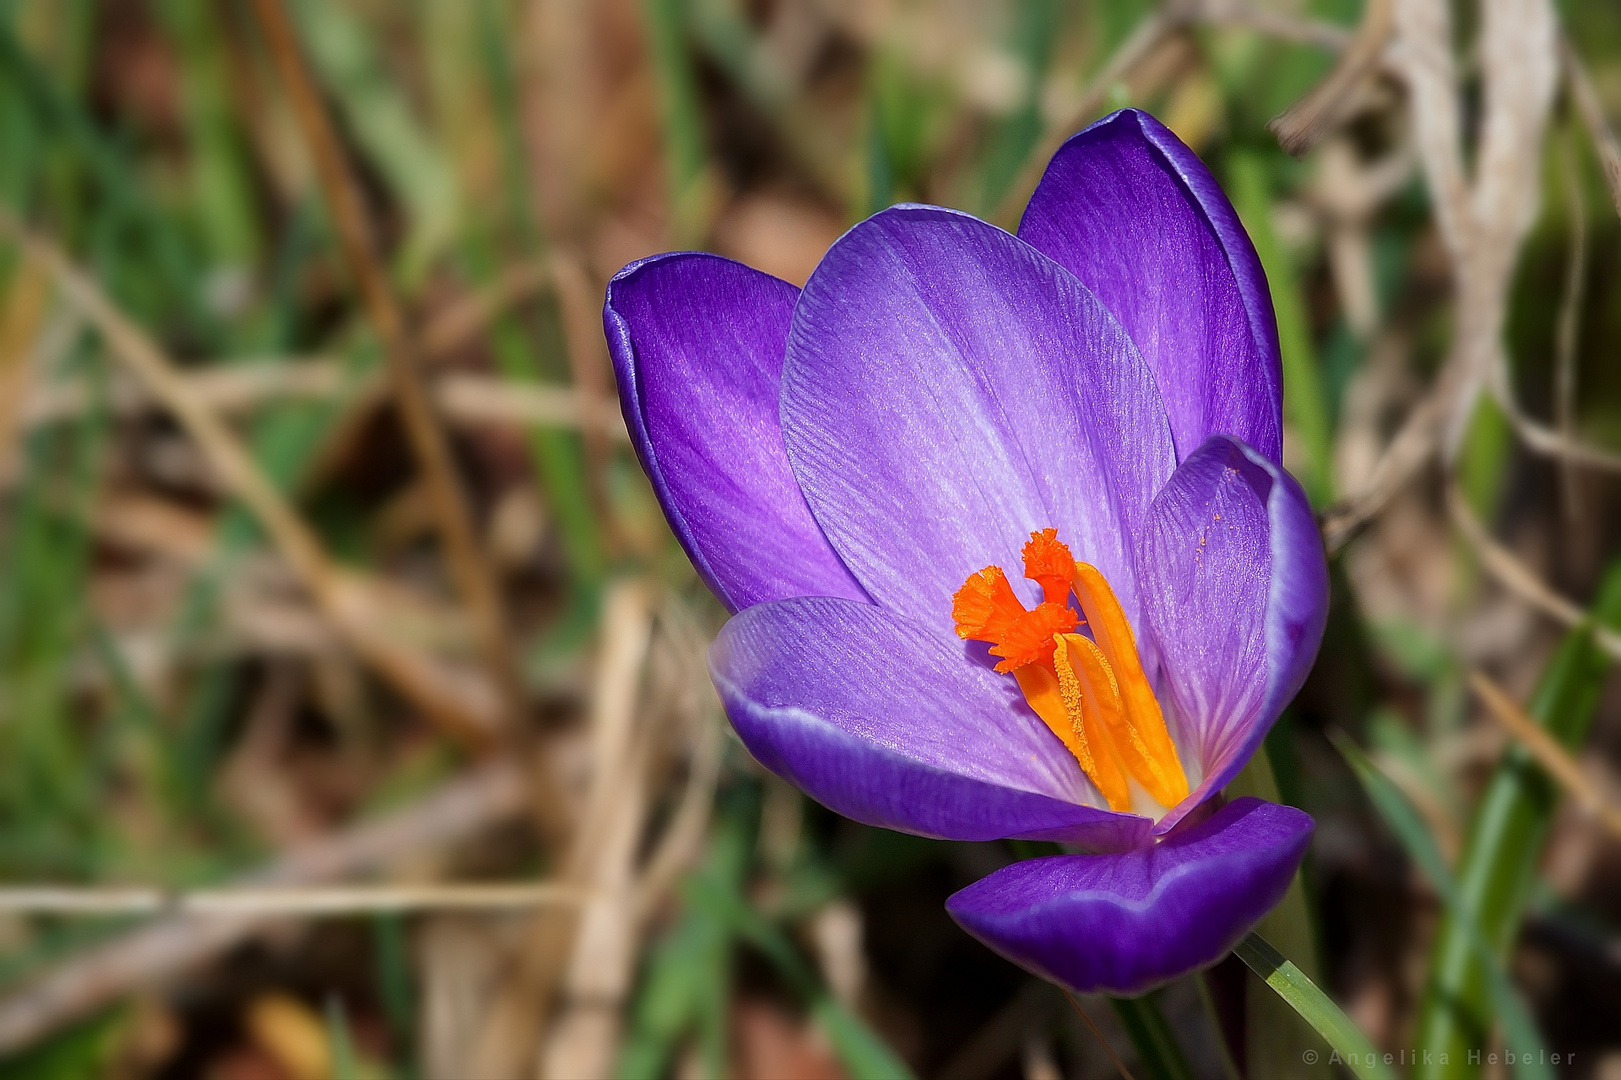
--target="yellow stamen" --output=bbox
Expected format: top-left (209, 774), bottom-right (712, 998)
top-left (1011, 663), bottom-right (1100, 781)
top-left (1070, 563), bottom-right (1189, 807)
top-left (1052, 634), bottom-right (1131, 811)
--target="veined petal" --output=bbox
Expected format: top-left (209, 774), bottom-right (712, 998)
top-left (1018, 109), bottom-right (1283, 464)
top-left (1135, 436), bottom-right (1328, 833)
top-left (947, 798), bottom-right (1312, 995)
top-left (605, 252), bottom-right (867, 612)
top-left (781, 205), bottom-right (1176, 627)
top-left (710, 597), bottom-right (1152, 850)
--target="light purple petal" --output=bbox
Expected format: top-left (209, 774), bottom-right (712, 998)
top-left (1018, 109), bottom-right (1283, 464)
top-left (780, 205), bottom-right (1176, 627)
top-left (1136, 436), bottom-right (1328, 833)
top-left (947, 797), bottom-right (1312, 995)
top-left (605, 252), bottom-right (867, 612)
top-left (710, 596), bottom-right (1152, 850)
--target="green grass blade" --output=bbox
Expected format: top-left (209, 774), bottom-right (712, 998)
top-left (1413, 563), bottom-right (1621, 1077)
top-left (642, 0), bottom-right (711, 239)
top-left (1333, 734), bottom-right (1551, 1079)
top-left (684, 869), bottom-right (915, 1079)
top-left (324, 996), bottom-right (361, 1080)
top-left (1234, 932), bottom-right (1394, 1080)
top-left (810, 998), bottom-right (913, 1080)
top-left (1227, 734), bottom-right (1331, 1077)
top-left (1109, 992), bottom-right (1195, 1080)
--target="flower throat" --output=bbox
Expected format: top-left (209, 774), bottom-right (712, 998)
top-left (952, 529), bottom-right (1188, 813)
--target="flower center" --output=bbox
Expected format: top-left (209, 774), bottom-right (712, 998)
top-left (952, 529), bottom-right (1189, 814)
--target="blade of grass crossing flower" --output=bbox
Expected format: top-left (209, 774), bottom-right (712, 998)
top-left (1110, 993), bottom-right (1195, 1080)
top-left (1227, 735), bottom-right (1332, 1077)
top-left (1332, 733), bottom-right (1552, 1080)
top-left (1228, 151), bottom-right (1333, 507)
top-left (1234, 933), bottom-right (1394, 1080)
top-left (1413, 561), bottom-right (1621, 1078)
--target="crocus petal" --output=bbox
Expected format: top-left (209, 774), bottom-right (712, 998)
top-left (1135, 436), bottom-right (1328, 833)
top-left (711, 596), bottom-right (1153, 850)
top-left (1018, 109), bottom-right (1283, 464)
top-left (947, 797), bottom-right (1312, 995)
top-left (605, 252), bottom-right (867, 612)
top-left (781, 205), bottom-right (1175, 626)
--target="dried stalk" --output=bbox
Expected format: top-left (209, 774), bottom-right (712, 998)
top-left (1469, 670), bottom-right (1621, 840)
top-left (250, 0), bottom-right (523, 719)
top-left (0, 763), bottom-right (530, 1053)
top-left (0, 883), bottom-right (588, 917)
top-left (1330, 0), bottom-right (1558, 554)
top-left (26, 365), bottom-right (627, 441)
top-left (469, 582), bottom-right (656, 1078)
top-left (435, 375), bottom-right (628, 441)
top-left (1486, 368), bottom-right (1621, 476)
top-left (0, 214), bottom-right (501, 745)
top-left (990, 6), bottom-right (1179, 228)
top-left (1562, 36), bottom-right (1621, 220)
top-left (1268, 0), bottom-right (1393, 157)
top-left (1444, 481), bottom-right (1621, 662)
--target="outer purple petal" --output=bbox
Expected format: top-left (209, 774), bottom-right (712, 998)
top-left (605, 252), bottom-right (867, 613)
top-left (1136, 436), bottom-right (1328, 834)
top-left (710, 596), bottom-right (1152, 850)
top-left (947, 797), bottom-right (1312, 995)
top-left (780, 205), bottom-right (1176, 626)
top-left (1018, 109), bottom-right (1283, 464)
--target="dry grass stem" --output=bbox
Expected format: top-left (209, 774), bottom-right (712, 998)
top-left (436, 375), bottom-right (628, 441)
top-left (1469, 670), bottom-right (1621, 840)
top-left (1268, 0), bottom-right (1393, 157)
top-left (1445, 481), bottom-right (1621, 661)
top-left (470, 582), bottom-right (655, 1077)
top-left (251, 0), bottom-right (523, 720)
top-left (0, 762), bottom-right (529, 1053)
top-left (420, 258), bottom-right (557, 359)
top-left (0, 215), bottom-right (502, 744)
top-left (1065, 993), bottom-right (1137, 1080)
top-left (991, 7), bottom-right (1177, 228)
top-left (1563, 36), bottom-right (1621, 219)
top-left (25, 364), bottom-right (627, 440)
top-left (0, 882), bottom-right (589, 917)
top-left (1330, 0), bottom-right (1558, 558)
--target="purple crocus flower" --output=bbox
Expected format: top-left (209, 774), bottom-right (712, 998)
top-left (604, 109), bottom-right (1329, 996)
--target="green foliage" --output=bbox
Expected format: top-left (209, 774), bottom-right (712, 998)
top-left (1235, 932), bottom-right (1395, 1080)
top-left (1412, 563), bottom-right (1621, 1077)
top-left (1335, 733), bottom-right (1551, 1080)
top-left (1110, 993), bottom-right (1195, 1080)
top-left (0, 1009), bottom-right (125, 1080)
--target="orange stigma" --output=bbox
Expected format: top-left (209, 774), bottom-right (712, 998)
top-left (951, 529), bottom-right (1189, 814)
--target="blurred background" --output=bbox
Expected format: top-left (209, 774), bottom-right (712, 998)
top-left (2, 0), bottom-right (1621, 1077)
